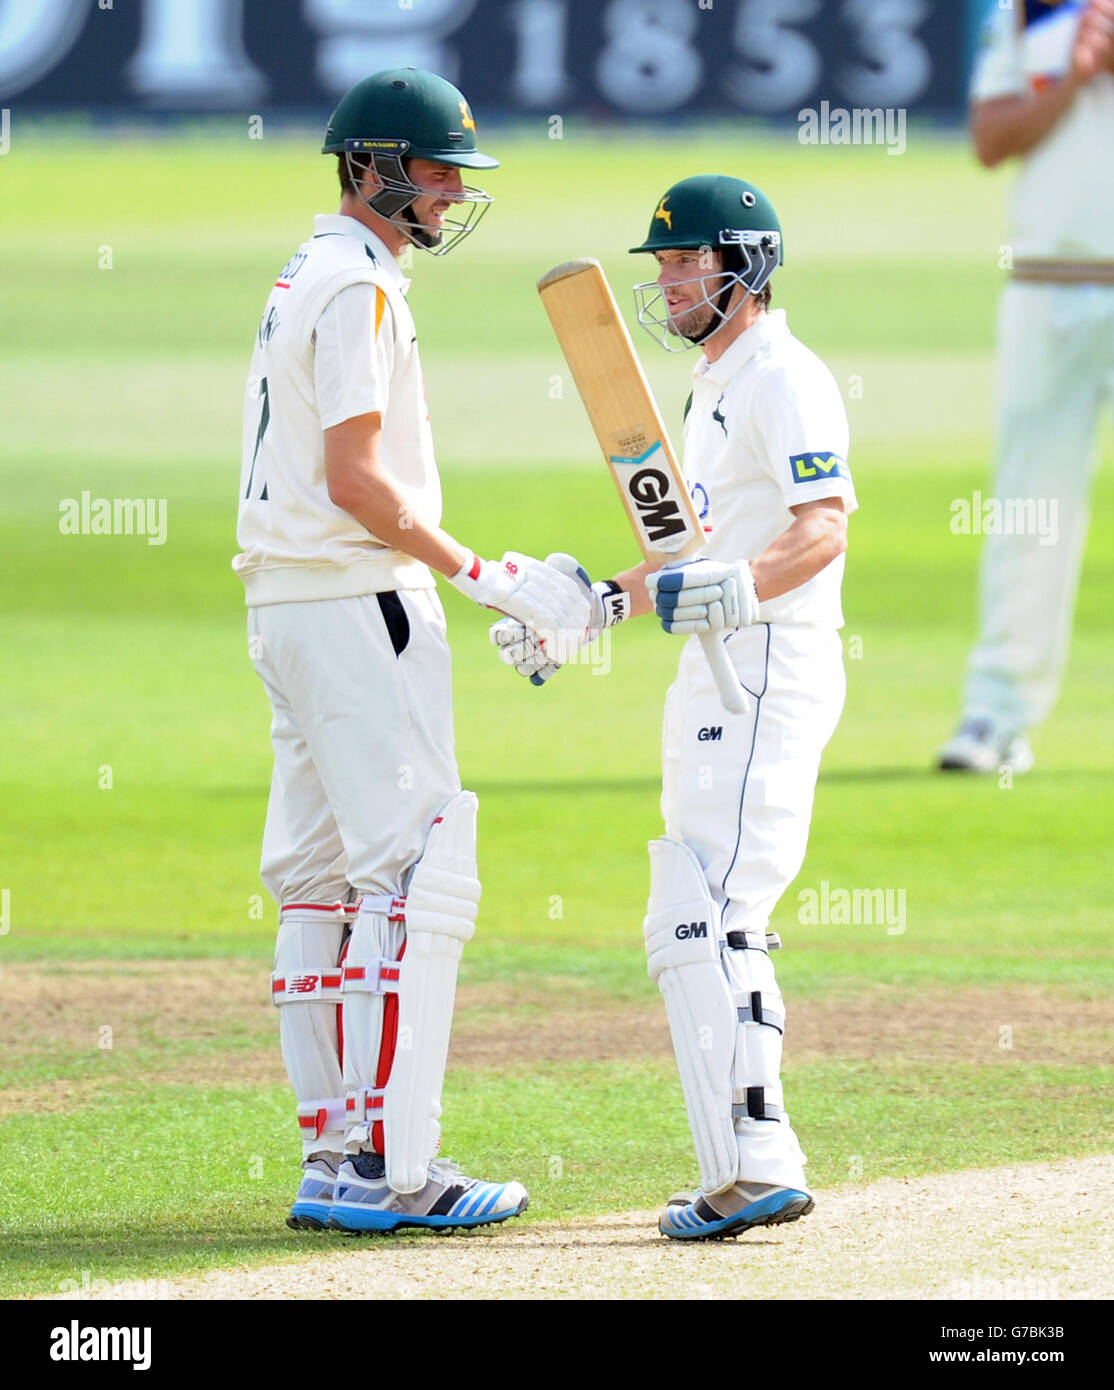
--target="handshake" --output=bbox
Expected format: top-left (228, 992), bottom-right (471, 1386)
top-left (448, 550), bottom-right (595, 642)
top-left (451, 551), bottom-right (625, 686)
top-left (488, 553), bottom-right (627, 685)
top-left (467, 551), bottom-right (758, 687)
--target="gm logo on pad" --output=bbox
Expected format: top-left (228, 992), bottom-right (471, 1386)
top-left (790, 452), bottom-right (848, 484)
top-left (675, 921), bottom-right (707, 940)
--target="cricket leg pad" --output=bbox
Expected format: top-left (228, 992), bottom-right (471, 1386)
top-left (383, 791), bottom-right (481, 1193)
top-left (340, 893), bottom-right (407, 1156)
top-left (271, 902), bottom-right (354, 1161)
top-left (643, 837), bottom-right (739, 1196)
top-left (723, 931), bottom-right (808, 1190)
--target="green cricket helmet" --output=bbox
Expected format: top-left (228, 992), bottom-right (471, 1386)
top-left (322, 68), bottom-right (498, 255)
top-left (629, 175), bottom-right (783, 350)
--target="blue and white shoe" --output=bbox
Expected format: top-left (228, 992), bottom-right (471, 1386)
top-left (287, 1153), bottom-right (340, 1231)
top-left (660, 1181), bottom-right (814, 1241)
top-left (328, 1152), bottom-right (529, 1234)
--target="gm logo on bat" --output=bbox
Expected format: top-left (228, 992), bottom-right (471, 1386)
top-left (610, 443), bottom-right (694, 546)
top-left (790, 451), bottom-right (848, 484)
top-left (629, 467), bottom-right (687, 542)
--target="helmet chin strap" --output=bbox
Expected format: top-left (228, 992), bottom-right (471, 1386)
top-left (392, 155), bottom-right (438, 247)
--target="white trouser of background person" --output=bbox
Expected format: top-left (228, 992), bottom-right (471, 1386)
top-left (249, 588), bottom-right (461, 1161)
top-left (963, 282), bottom-right (1114, 735)
top-left (661, 622), bottom-right (846, 1189)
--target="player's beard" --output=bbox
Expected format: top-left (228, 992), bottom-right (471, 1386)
top-left (666, 300), bottom-right (717, 343)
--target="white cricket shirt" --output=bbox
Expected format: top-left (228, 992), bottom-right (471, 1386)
top-left (970, 1), bottom-right (1114, 261)
top-left (234, 215), bottom-right (440, 605)
top-left (683, 309), bottom-right (857, 629)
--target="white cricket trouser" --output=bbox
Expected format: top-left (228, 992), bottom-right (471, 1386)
top-left (964, 282), bottom-right (1114, 734)
top-left (661, 622), bottom-right (845, 1188)
top-left (663, 623), bottom-right (845, 926)
top-left (250, 589), bottom-right (460, 903)
top-left (249, 589), bottom-right (461, 1161)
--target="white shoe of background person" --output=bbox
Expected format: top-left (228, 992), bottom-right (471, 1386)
top-left (937, 718), bottom-right (1035, 774)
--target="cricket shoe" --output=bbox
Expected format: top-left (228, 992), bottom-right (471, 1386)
top-left (937, 719), bottom-right (1034, 774)
top-left (659, 1182), bottom-right (814, 1241)
top-left (327, 1152), bottom-right (529, 1234)
top-left (287, 1153), bottom-right (340, 1231)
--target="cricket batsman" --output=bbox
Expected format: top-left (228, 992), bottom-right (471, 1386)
top-left (938, 0), bottom-right (1114, 772)
top-left (493, 176), bottom-right (856, 1238)
top-left (234, 68), bottom-right (589, 1234)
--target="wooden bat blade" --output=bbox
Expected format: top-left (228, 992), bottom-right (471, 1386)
top-left (538, 258), bottom-right (704, 561)
top-left (538, 257), bottom-right (747, 717)
top-left (536, 257), bottom-right (602, 291)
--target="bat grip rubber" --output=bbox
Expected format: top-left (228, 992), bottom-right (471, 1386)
top-left (699, 631), bottom-right (747, 715)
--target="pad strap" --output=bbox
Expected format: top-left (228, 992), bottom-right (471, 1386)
top-left (280, 900), bottom-right (359, 920)
top-left (346, 1086), bottom-right (385, 1126)
top-left (341, 958), bottom-right (401, 994)
top-left (731, 1086), bottom-right (783, 1122)
top-left (271, 969), bottom-right (343, 1005)
top-left (737, 990), bottom-right (785, 1034)
top-left (357, 893), bottom-right (407, 921)
top-left (297, 1097), bottom-right (346, 1142)
top-left (725, 929), bottom-right (782, 953)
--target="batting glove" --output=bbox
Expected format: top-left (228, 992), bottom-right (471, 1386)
top-left (647, 558), bottom-right (760, 635)
top-left (490, 553), bottom-right (631, 686)
top-left (449, 550), bottom-right (592, 635)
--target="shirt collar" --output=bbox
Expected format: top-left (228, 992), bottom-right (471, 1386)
top-left (313, 214), bottom-right (410, 292)
top-left (693, 309), bottom-right (788, 386)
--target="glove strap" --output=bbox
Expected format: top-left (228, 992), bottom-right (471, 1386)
top-left (737, 560), bottom-right (761, 627)
top-left (447, 552), bottom-right (488, 603)
top-left (594, 580), bottom-right (631, 627)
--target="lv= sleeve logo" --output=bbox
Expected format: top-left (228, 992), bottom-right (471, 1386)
top-left (789, 452), bottom-right (847, 484)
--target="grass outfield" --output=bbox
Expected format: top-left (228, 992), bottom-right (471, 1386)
top-left (0, 131), bottom-right (1111, 1298)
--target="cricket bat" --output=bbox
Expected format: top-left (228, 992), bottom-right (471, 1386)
top-left (537, 257), bottom-right (746, 715)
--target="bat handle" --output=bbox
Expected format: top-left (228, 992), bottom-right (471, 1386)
top-left (699, 631), bottom-right (748, 715)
